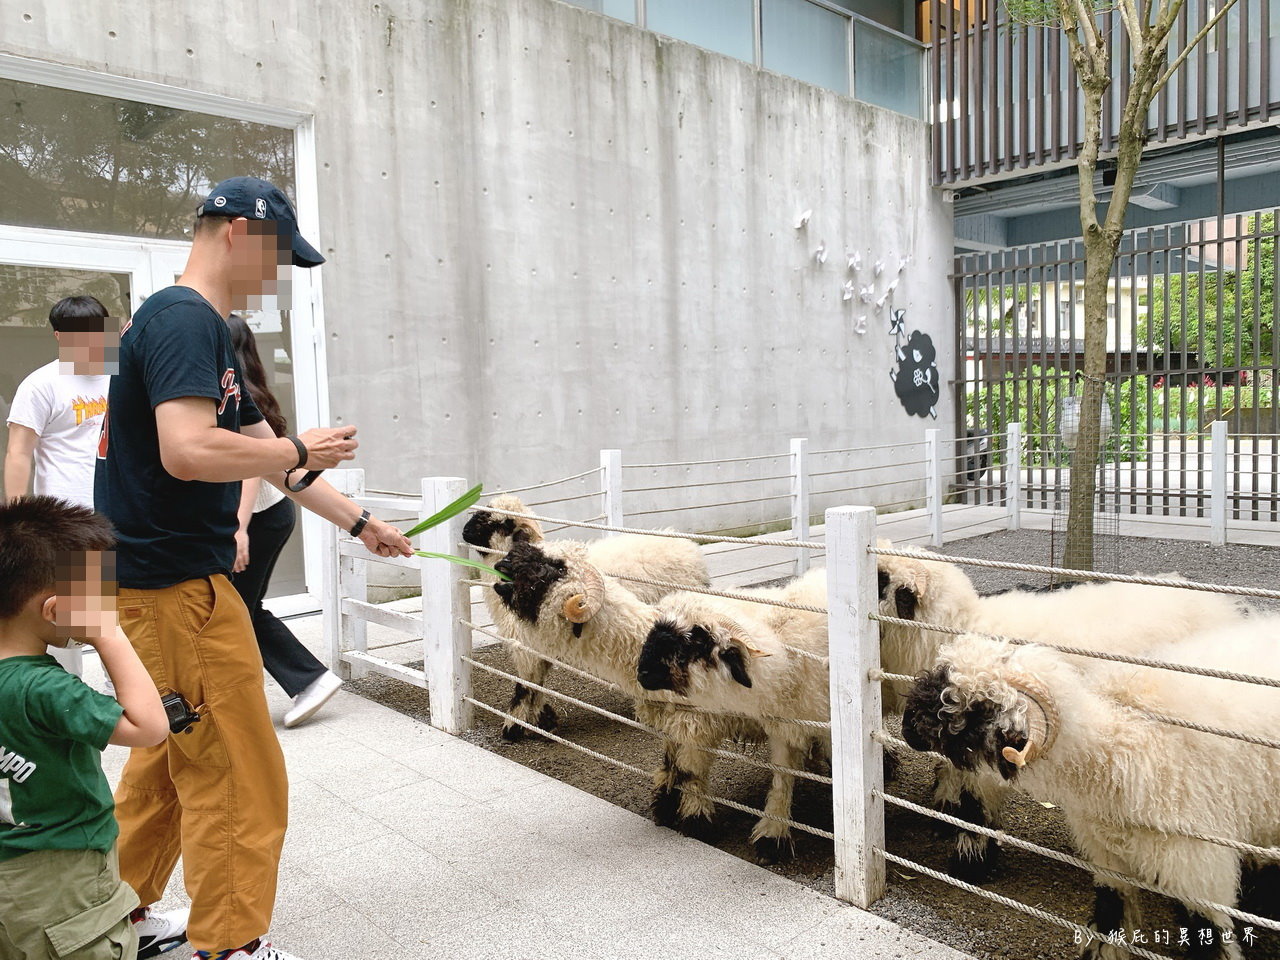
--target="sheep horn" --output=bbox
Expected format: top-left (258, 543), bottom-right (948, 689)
top-left (720, 616), bottom-right (771, 657)
top-left (1000, 673), bottom-right (1059, 768)
top-left (562, 562), bottom-right (605, 624)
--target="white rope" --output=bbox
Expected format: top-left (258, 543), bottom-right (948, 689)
top-left (812, 441), bottom-right (923, 455)
top-left (626, 453), bottom-right (785, 468)
top-left (602, 572), bottom-right (829, 618)
top-left (463, 656), bottom-right (832, 785)
top-left (526, 491), bottom-right (606, 507)
top-left (627, 494), bottom-right (791, 517)
top-left (874, 793), bottom-right (1280, 933)
top-left (627, 475), bottom-right (792, 492)
top-left (875, 850), bottom-right (1174, 960)
top-left (473, 506), bottom-right (826, 550)
top-left (464, 697), bottom-right (834, 839)
top-left (1136, 709), bottom-right (1280, 752)
top-left (869, 614), bottom-right (1280, 691)
top-left (460, 621), bottom-right (831, 729)
top-left (490, 468), bottom-right (602, 496)
top-left (869, 545), bottom-right (1280, 601)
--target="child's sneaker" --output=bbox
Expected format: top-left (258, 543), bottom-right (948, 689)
top-left (194, 939), bottom-right (301, 960)
top-left (133, 906), bottom-right (189, 958)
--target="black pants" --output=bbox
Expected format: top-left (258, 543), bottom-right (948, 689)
top-left (232, 497), bottom-right (327, 698)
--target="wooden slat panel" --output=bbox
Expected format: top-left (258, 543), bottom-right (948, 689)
top-left (1263, 0), bottom-right (1272, 121)
top-left (959, 0), bottom-right (971, 178)
top-left (341, 651), bottom-right (428, 689)
top-left (1050, 27), bottom-right (1062, 161)
top-left (974, 0), bottom-right (985, 176)
top-left (931, 0), bottom-right (943, 181)
top-left (1196, 0), bottom-right (1209, 134)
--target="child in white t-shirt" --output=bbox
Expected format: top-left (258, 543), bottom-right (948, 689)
top-left (4, 297), bottom-right (114, 509)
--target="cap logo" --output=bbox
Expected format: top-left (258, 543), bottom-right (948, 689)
top-left (213, 196), bottom-right (227, 207)
top-left (255, 198), bottom-right (267, 218)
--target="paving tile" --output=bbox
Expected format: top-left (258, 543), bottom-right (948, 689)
top-left (776, 906), bottom-right (971, 960)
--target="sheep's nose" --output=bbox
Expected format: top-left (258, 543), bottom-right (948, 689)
top-left (494, 557), bottom-right (514, 577)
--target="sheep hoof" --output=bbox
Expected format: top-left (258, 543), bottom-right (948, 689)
top-left (500, 722), bottom-right (526, 743)
top-left (753, 836), bottom-right (795, 865)
top-left (948, 845), bottom-right (1000, 884)
top-left (536, 704), bottom-right (559, 732)
top-left (676, 814), bottom-right (717, 841)
top-left (650, 787), bottom-right (682, 828)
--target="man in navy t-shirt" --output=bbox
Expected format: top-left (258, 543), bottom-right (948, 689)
top-left (95, 177), bottom-right (412, 960)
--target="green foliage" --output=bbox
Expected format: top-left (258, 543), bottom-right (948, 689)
top-left (1141, 214), bottom-right (1276, 369)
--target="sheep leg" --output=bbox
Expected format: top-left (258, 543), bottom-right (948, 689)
top-left (669, 735), bottom-right (719, 838)
top-left (650, 741), bottom-right (683, 828)
top-left (750, 733), bottom-right (809, 865)
top-left (1078, 881), bottom-right (1142, 960)
top-left (1155, 842), bottom-right (1246, 960)
top-left (934, 765), bottom-right (1008, 883)
top-left (501, 646), bottom-right (556, 742)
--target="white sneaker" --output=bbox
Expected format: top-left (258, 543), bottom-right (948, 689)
top-left (193, 939), bottom-right (300, 960)
top-left (134, 906), bottom-right (189, 958)
top-left (283, 671), bottom-right (342, 728)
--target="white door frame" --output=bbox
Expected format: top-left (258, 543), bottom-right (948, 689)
top-left (0, 55), bottom-right (329, 616)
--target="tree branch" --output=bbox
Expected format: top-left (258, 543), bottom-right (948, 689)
top-left (1153, 0), bottom-right (1241, 94)
top-left (1116, 0), bottom-right (1146, 56)
top-left (1067, 0), bottom-right (1105, 66)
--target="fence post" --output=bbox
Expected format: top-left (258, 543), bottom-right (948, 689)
top-left (421, 476), bottom-right (473, 734)
top-left (323, 468), bottom-right (366, 679)
top-left (1210, 419), bottom-right (1227, 547)
top-left (925, 428), bottom-right (943, 546)
top-left (791, 437), bottom-right (810, 575)
top-left (826, 505), bottom-right (886, 908)
top-left (1007, 422), bottom-right (1022, 532)
top-left (601, 448), bottom-right (623, 536)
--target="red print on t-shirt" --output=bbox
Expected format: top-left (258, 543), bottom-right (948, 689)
top-left (217, 369), bottom-right (241, 416)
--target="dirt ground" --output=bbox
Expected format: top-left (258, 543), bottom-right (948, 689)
top-left (347, 530), bottom-right (1280, 960)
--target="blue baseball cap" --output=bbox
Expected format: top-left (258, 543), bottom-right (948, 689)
top-left (200, 176), bottom-right (325, 268)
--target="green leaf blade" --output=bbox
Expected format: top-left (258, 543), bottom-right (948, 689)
top-left (403, 483), bottom-right (485, 540)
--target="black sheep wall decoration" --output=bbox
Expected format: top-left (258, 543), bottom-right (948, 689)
top-left (890, 328), bottom-right (939, 420)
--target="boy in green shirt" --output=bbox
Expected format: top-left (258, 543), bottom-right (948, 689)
top-left (0, 496), bottom-right (169, 959)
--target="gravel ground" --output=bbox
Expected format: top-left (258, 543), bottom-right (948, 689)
top-left (348, 530), bottom-right (1280, 960)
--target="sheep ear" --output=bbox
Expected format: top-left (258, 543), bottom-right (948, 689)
top-left (894, 586), bottom-right (917, 620)
top-left (719, 646), bottom-right (754, 688)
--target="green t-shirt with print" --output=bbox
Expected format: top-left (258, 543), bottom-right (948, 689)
top-left (0, 654), bottom-right (123, 861)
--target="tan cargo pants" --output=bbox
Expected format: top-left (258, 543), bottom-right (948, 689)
top-left (113, 574), bottom-right (288, 953)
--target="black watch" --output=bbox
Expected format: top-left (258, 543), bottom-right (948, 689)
top-left (350, 509), bottom-right (371, 538)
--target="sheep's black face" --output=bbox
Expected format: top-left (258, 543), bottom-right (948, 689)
top-left (463, 511), bottom-right (533, 550)
top-left (492, 542), bottom-right (568, 624)
top-left (902, 667), bottom-right (1023, 780)
top-left (877, 567), bottom-right (918, 620)
top-left (637, 620), bottom-right (732, 695)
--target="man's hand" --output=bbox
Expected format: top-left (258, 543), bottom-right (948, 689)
top-left (358, 517), bottom-right (413, 558)
top-left (233, 529), bottom-right (251, 573)
top-left (298, 426), bottom-right (359, 470)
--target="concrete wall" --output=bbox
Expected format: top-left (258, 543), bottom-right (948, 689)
top-left (2, 0), bottom-right (953, 529)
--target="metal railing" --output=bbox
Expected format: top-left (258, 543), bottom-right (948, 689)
top-left (933, 0), bottom-right (1275, 185)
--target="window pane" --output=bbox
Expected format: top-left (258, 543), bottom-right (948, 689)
top-left (647, 0), bottom-right (755, 62)
top-left (562, 0), bottom-right (638, 21)
top-left (763, 0), bottom-right (850, 95)
top-left (0, 79), bottom-right (295, 241)
top-left (853, 20), bottom-right (924, 117)
top-left (825, 0), bottom-right (911, 35)
top-left (0, 263), bottom-right (132, 494)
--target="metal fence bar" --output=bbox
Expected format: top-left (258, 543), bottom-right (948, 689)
top-left (601, 448), bottom-right (623, 537)
top-left (1211, 420), bottom-right (1227, 546)
top-left (925, 428), bottom-right (944, 547)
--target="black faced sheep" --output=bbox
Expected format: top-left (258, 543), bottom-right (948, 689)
top-left (902, 627), bottom-right (1280, 960)
top-left (876, 542), bottom-right (1251, 882)
top-left (636, 568), bottom-right (829, 864)
top-left (463, 495), bottom-right (708, 740)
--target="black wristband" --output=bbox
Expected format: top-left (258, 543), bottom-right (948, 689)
top-left (286, 435), bottom-right (308, 471)
top-left (350, 509), bottom-right (371, 538)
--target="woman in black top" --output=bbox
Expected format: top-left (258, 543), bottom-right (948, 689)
top-left (229, 315), bottom-right (341, 728)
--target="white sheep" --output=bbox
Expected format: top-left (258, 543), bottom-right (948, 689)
top-left (490, 538), bottom-right (791, 841)
top-left (462, 495), bottom-right (709, 740)
top-left (903, 626), bottom-right (1280, 960)
top-left (636, 567), bottom-right (829, 863)
top-left (876, 542), bottom-right (1251, 881)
